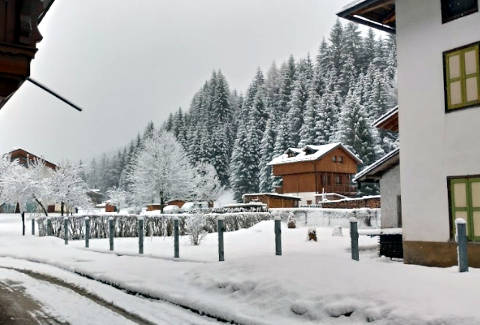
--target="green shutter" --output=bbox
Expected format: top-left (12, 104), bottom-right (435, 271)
top-left (449, 177), bottom-right (480, 241)
top-left (445, 43), bottom-right (480, 111)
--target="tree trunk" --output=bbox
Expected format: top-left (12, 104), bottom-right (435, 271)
top-left (160, 191), bottom-right (164, 214)
top-left (34, 197), bottom-right (48, 217)
top-left (61, 201), bottom-right (64, 216)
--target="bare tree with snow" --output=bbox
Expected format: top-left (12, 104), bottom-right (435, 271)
top-left (106, 186), bottom-right (128, 213)
top-left (129, 130), bottom-right (195, 212)
top-left (49, 161), bottom-right (91, 215)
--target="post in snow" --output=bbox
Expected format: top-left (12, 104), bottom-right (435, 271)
top-left (64, 217), bottom-right (68, 245)
top-left (21, 212), bottom-right (25, 236)
top-left (350, 217), bottom-right (359, 261)
top-left (174, 217), bottom-right (179, 258)
top-left (275, 216), bottom-right (282, 256)
top-left (31, 218), bottom-right (35, 236)
top-left (456, 218), bottom-right (469, 272)
top-left (218, 216), bottom-right (225, 262)
top-left (85, 217), bottom-right (90, 248)
top-left (47, 218), bottom-right (53, 236)
top-left (109, 217), bottom-right (115, 251)
top-left (138, 216), bottom-right (144, 254)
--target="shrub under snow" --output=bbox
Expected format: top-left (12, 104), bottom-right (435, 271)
top-left (36, 212), bottom-right (272, 239)
top-left (185, 215), bottom-right (207, 245)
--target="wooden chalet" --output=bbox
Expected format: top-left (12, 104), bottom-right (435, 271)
top-left (7, 148), bottom-right (57, 169)
top-left (0, 0), bottom-right (55, 109)
top-left (268, 143), bottom-right (362, 205)
top-left (166, 199), bottom-right (186, 208)
top-left (243, 193), bottom-right (300, 209)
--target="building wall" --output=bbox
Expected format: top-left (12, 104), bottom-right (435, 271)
top-left (379, 164), bottom-right (401, 228)
top-left (319, 197), bottom-right (380, 209)
top-left (243, 195), bottom-right (299, 208)
top-left (272, 147), bottom-right (358, 176)
top-left (397, 0), bottom-right (480, 243)
top-left (284, 192), bottom-right (316, 205)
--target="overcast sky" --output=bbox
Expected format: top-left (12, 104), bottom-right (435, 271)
top-left (0, 0), bottom-right (355, 163)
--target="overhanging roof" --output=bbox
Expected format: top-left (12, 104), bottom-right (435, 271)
top-left (39, 0), bottom-right (56, 24)
top-left (354, 148), bottom-right (399, 182)
top-left (268, 143), bottom-right (363, 166)
top-left (0, 0), bottom-right (56, 110)
top-left (374, 106), bottom-right (398, 132)
top-left (337, 0), bottom-right (395, 34)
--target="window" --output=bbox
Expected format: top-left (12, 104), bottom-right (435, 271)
top-left (449, 176), bottom-right (480, 241)
top-left (322, 174), bottom-right (331, 186)
top-left (335, 175), bottom-right (342, 185)
top-left (338, 156), bottom-right (344, 163)
top-left (332, 156), bottom-right (337, 162)
top-left (444, 42), bottom-right (480, 111)
top-left (441, 0), bottom-right (478, 23)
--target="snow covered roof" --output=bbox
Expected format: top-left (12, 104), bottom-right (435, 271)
top-left (337, 0), bottom-right (395, 34)
top-left (242, 193), bottom-right (301, 200)
top-left (353, 148), bottom-right (399, 183)
top-left (5, 148), bottom-right (58, 169)
top-left (268, 143), bottom-right (363, 166)
top-left (373, 106), bottom-right (398, 132)
top-left (223, 202), bottom-right (267, 209)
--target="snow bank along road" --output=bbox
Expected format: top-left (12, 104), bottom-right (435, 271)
top-left (1, 214), bottom-right (480, 324)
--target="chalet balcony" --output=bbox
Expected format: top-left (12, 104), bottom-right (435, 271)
top-left (320, 184), bottom-right (357, 195)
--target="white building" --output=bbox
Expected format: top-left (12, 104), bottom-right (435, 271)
top-left (339, 0), bottom-right (480, 267)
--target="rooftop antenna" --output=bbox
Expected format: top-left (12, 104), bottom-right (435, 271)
top-left (26, 77), bottom-right (83, 112)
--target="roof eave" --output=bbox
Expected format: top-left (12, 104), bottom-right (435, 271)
top-left (354, 148), bottom-right (400, 182)
top-left (337, 0), bottom-right (396, 34)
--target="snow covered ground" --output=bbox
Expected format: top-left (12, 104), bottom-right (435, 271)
top-left (0, 213), bottom-right (479, 324)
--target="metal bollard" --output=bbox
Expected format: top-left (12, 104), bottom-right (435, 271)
top-left (138, 216), bottom-right (144, 254)
top-left (174, 218), bottom-right (179, 258)
top-left (31, 218), bottom-right (35, 236)
top-left (21, 212), bottom-right (25, 236)
top-left (218, 217), bottom-right (224, 262)
top-left (109, 217), bottom-right (114, 251)
top-left (47, 218), bottom-right (53, 236)
top-left (275, 216), bottom-right (282, 256)
top-left (350, 218), bottom-right (359, 261)
top-left (64, 217), bottom-right (68, 245)
top-left (85, 217), bottom-right (90, 248)
top-left (456, 218), bottom-right (469, 272)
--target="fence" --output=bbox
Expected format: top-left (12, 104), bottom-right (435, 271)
top-left (270, 207), bottom-right (380, 228)
top-left (36, 212), bottom-right (272, 240)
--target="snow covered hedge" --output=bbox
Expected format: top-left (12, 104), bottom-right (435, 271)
top-left (270, 208), bottom-right (380, 229)
top-left (36, 212), bottom-right (272, 239)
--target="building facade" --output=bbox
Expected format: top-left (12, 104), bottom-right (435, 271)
top-left (243, 193), bottom-right (300, 209)
top-left (268, 143), bottom-right (361, 205)
top-left (339, 0), bottom-right (480, 266)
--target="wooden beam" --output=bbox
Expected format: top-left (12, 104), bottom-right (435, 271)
top-left (356, 0), bottom-right (394, 15)
top-left (382, 11), bottom-right (396, 24)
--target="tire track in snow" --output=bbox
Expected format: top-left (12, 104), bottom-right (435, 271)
top-left (0, 266), bottom-right (154, 325)
top-left (0, 256), bottom-right (237, 324)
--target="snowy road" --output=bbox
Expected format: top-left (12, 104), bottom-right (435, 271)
top-left (0, 261), bottom-right (221, 325)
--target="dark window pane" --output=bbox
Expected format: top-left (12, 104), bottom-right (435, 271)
top-left (442, 0), bottom-right (478, 23)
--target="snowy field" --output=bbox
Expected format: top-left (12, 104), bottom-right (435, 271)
top-left (0, 214), bottom-right (479, 324)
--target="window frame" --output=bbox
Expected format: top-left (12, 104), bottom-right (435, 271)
top-left (447, 175), bottom-right (480, 241)
top-left (441, 0), bottom-right (478, 24)
top-left (443, 41), bottom-right (480, 113)
top-left (335, 175), bottom-right (342, 185)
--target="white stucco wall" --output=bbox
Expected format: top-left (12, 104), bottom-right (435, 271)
top-left (379, 164), bottom-right (401, 228)
top-left (284, 192), bottom-right (316, 205)
top-left (397, 0), bottom-right (480, 241)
